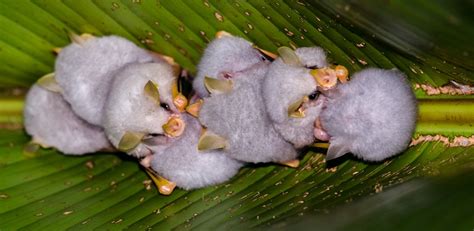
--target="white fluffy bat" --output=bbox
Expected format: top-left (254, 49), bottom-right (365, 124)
top-left (103, 62), bottom-right (186, 158)
top-left (54, 35), bottom-right (156, 126)
top-left (150, 114), bottom-right (243, 190)
top-left (196, 34), bottom-right (300, 164)
top-left (24, 84), bottom-right (111, 155)
top-left (192, 33), bottom-right (273, 98)
top-left (262, 47), bottom-right (329, 148)
top-left (318, 68), bottom-right (417, 161)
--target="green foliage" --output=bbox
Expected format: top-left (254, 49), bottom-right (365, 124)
top-left (0, 0), bottom-right (472, 230)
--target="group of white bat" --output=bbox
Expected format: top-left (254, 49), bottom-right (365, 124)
top-left (24, 32), bottom-right (417, 195)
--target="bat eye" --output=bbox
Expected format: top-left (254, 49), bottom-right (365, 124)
top-left (308, 90), bottom-right (320, 100)
top-left (306, 65), bottom-right (318, 69)
top-left (160, 102), bottom-right (171, 111)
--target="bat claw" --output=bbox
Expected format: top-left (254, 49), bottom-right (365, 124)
top-left (215, 30), bottom-right (232, 38)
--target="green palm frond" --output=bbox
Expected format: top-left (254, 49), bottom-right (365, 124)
top-left (0, 0), bottom-right (472, 230)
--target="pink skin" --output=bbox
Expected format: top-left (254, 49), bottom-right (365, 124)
top-left (313, 94), bottom-right (330, 141)
top-left (140, 155), bottom-right (152, 168)
top-left (140, 135), bottom-right (174, 168)
top-left (314, 119), bottom-right (330, 141)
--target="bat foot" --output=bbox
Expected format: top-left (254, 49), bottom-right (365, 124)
top-left (145, 168), bottom-right (177, 195)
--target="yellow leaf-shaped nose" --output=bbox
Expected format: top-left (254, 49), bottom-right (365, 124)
top-left (162, 115), bottom-right (186, 138)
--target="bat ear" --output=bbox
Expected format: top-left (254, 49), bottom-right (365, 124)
top-left (37, 73), bottom-right (63, 93)
top-left (144, 80), bottom-right (161, 105)
top-left (277, 46), bottom-right (301, 66)
top-left (204, 76), bottom-right (233, 95)
top-left (326, 138), bottom-right (351, 161)
top-left (118, 131), bottom-right (145, 152)
top-left (288, 96), bottom-right (309, 118)
top-left (198, 129), bottom-right (228, 151)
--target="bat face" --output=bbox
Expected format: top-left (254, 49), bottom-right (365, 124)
top-left (320, 68), bottom-right (418, 161)
top-left (103, 62), bottom-right (186, 158)
top-left (263, 47), bottom-right (329, 148)
top-left (150, 114), bottom-right (243, 190)
top-left (193, 35), bottom-right (272, 97)
top-left (24, 85), bottom-right (111, 155)
top-left (55, 35), bottom-right (155, 126)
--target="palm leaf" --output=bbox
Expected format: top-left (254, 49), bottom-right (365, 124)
top-left (0, 0), bottom-right (473, 230)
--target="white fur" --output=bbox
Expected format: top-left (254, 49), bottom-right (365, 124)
top-left (55, 35), bottom-right (155, 125)
top-left (151, 114), bottom-right (243, 190)
top-left (103, 62), bottom-right (179, 158)
top-left (263, 47), bottom-right (328, 147)
top-left (199, 63), bottom-right (298, 163)
top-left (320, 68), bottom-right (417, 161)
top-left (24, 85), bottom-right (111, 154)
top-left (295, 47), bottom-right (328, 68)
top-left (193, 35), bottom-right (269, 97)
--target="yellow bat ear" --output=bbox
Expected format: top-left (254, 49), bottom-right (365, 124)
top-left (118, 131), bottom-right (145, 152)
top-left (144, 80), bottom-right (160, 105)
top-left (277, 46), bottom-right (301, 66)
top-left (288, 96), bottom-right (309, 118)
top-left (204, 77), bottom-right (233, 95)
top-left (198, 129), bottom-right (228, 151)
top-left (37, 73), bottom-right (63, 93)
